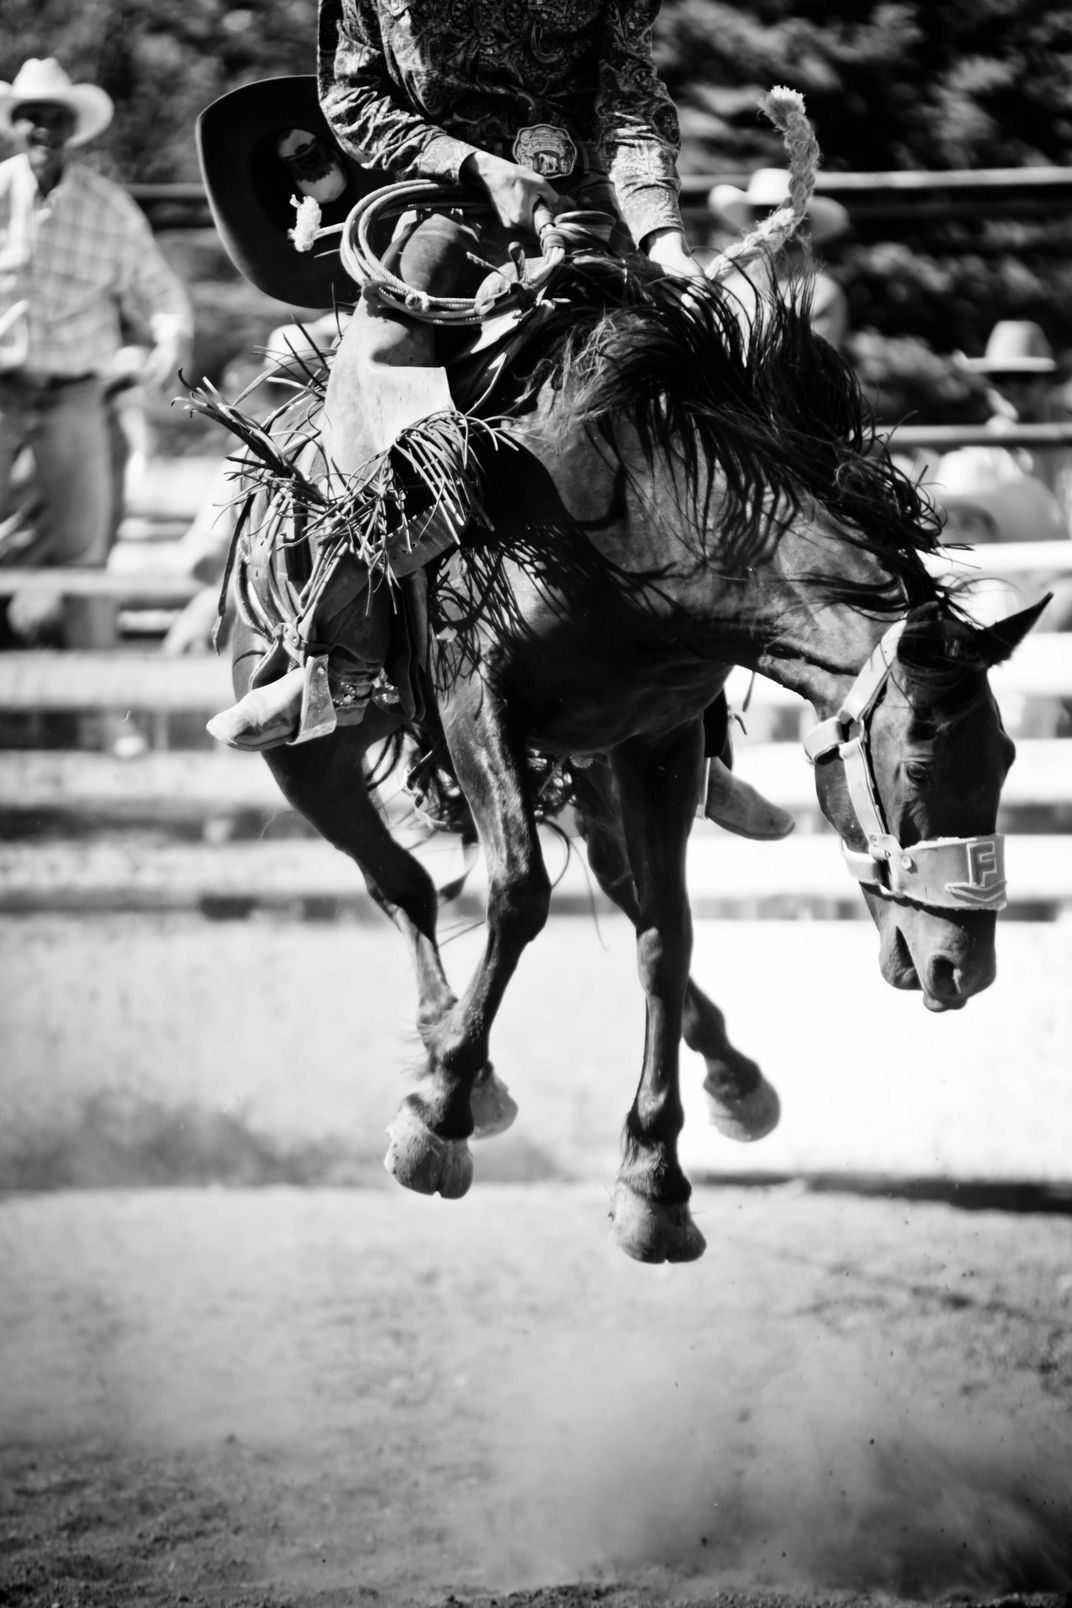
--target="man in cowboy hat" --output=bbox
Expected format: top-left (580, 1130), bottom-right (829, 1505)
top-left (957, 320), bottom-right (1072, 534)
top-left (210, 3), bottom-right (794, 841)
top-left (933, 448), bottom-right (1068, 546)
top-left (0, 58), bottom-right (193, 703)
top-left (707, 166), bottom-right (851, 349)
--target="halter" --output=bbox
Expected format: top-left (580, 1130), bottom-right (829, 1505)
top-left (802, 622), bottom-right (1008, 911)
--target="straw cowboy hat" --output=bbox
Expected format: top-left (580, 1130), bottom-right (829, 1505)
top-left (0, 58), bottom-right (113, 147)
top-left (934, 449), bottom-right (1068, 544)
top-left (197, 75), bottom-right (381, 307)
top-left (961, 320), bottom-right (1056, 376)
top-left (707, 167), bottom-right (850, 245)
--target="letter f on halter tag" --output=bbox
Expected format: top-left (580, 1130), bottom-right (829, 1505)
top-left (947, 838), bottom-right (1007, 909)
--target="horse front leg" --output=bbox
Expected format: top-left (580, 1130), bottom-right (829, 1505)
top-left (383, 684), bottom-right (550, 1199)
top-left (609, 728), bottom-right (707, 1264)
top-left (573, 764), bottom-right (780, 1147)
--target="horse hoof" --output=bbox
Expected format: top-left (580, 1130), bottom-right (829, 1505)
top-left (470, 1065), bottom-right (519, 1139)
top-left (610, 1183), bottom-right (706, 1264)
top-left (705, 1074), bottom-right (781, 1142)
top-left (384, 1099), bottom-right (473, 1198)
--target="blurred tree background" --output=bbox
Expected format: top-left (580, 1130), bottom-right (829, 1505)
top-left (4, 0), bottom-right (1072, 426)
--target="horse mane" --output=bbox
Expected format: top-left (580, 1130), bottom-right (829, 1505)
top-left (514, 248), bottom-right (947, 617)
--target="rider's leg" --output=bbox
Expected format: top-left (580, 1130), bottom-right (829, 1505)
top-left (699, 692), bottom-right (795, 841)
top-left (212, 215), bottom-right (487, 751)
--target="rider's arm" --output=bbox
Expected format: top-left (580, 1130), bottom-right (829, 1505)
top-left (317, 0), bottom-right (479, 184)
top-left (594, 0), bottom-right (701, 271)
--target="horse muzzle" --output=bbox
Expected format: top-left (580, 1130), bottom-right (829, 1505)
top-left (876, 905), bottom-right (998, 1011)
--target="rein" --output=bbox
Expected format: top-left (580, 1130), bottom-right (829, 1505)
top-left (803, 623), bottom-right (1008, 912)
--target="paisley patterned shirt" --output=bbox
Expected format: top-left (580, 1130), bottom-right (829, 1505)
top-left (317, 0), bottom-right (683, 245)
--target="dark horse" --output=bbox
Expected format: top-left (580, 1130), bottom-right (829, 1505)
top-left (220, 252), bottom-right (1043, 1263)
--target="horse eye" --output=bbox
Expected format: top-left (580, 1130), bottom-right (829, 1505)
top-left (904, 760), bottom-right (930, 786)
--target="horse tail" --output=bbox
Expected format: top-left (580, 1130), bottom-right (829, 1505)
top-left (707, 86), bottom-right (821, 281)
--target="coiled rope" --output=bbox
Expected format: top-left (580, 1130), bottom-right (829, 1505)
top-left (340, 182), bottom-right (496, 322)
top-left (312, 181), bottom-right (568, 326)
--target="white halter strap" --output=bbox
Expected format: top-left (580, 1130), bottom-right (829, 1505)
top-left (803, 622), bottom-right (1007, 912)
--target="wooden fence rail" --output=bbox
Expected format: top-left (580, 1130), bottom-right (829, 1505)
top-left (1, 738), bottom-right (1068, 821)
top-left (2, 831), bottom-right (1070, 917)
top-left (1, 634), bottom-right (1070, 714)
top-left (0, 570), bottom-right (200, 602)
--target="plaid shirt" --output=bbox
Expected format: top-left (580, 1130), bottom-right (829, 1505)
top-left (318, 0), bottom-right (684, 246)
top-left (0, 154), bottom-right (192, 379)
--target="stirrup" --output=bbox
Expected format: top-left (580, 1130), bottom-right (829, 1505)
top-left (209, 655), bottom-right (369, 751)
top-left (289, 654), bottom-right (337, 745)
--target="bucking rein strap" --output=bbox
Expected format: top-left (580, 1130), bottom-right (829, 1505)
top-left (802, 622), bottom-right (1007, 911)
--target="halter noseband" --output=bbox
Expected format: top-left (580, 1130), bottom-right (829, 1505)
top-left (802, 622), bottom-right (1007, 912)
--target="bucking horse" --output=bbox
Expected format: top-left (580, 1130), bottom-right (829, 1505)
top-left (193, 94), bottom-right (1045, 1263)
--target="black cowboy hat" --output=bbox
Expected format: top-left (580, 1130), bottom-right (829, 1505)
top-left (196, 75), bottom-right (383, 308)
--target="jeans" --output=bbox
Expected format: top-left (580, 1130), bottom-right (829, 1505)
top-left (0, 372), bottom-right (115, 649)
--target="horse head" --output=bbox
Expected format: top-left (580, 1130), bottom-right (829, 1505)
top-left (806, 596), bottom-right (1048, 1011)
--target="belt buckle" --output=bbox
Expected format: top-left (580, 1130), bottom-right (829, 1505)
top-left (512, 124), bottom-right (578, 180)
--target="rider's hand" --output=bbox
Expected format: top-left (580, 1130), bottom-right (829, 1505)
top-left (462, 150), bottom-right (558, 233)
top-left (643, 227), bottom-right (704, 279)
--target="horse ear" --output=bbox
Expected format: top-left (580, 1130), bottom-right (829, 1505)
top-left (973, 594), bottom-right (1052, 666)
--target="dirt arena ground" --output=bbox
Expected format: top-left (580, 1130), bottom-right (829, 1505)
top-left (2, 913), bottom-right (1071, 1607)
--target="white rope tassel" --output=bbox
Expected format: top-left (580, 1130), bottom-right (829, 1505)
top-left (289, 194), bottom-right (323, 253)
top-left (708, 85), bottom-right (822, 281)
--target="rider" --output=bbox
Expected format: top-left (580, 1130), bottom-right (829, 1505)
top-left (210, 0), bottom-right (794, 841)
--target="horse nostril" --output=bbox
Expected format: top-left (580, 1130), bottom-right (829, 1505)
top-left (926, 955), bottom-right (962, 1002)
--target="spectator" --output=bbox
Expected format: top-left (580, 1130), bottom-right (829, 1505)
top-left (931, 453), bottom-right (1065, 706)
top-left (933, 449), bottom-right (1068, 548)
top-left (706, 167), bottom-right (852, 351)
top-left (0, 57), bottom-right (193, 750)
top-left (958, 320), bottom-right (1072, 533)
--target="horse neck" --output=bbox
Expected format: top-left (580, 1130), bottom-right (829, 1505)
top-left (740, 513), bottom-right (910, 719)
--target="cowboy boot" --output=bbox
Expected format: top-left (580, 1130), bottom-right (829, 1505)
top-left (702, 757), bottom-right (795, 840)
top-left (207, 663), bottom-right (315, 750)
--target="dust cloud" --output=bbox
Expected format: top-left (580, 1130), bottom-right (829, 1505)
top-left (466, 1307), bottom-right (1072, 1598)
